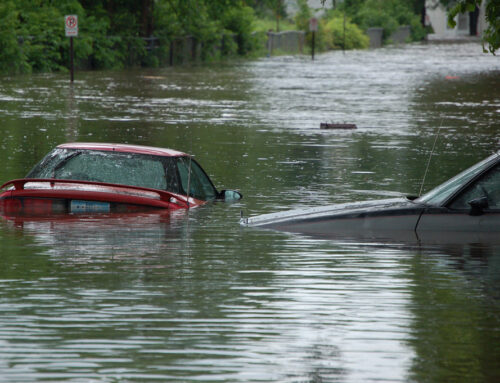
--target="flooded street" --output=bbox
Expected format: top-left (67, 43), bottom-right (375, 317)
top-left (1, 42), bottom-right (500, 382)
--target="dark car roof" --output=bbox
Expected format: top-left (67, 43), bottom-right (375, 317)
top-left (57, 143), bottom-right (188, 157)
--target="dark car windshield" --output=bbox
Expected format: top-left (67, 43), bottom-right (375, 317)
top-left (416, 152), bottom-right (500, 206)
top-left (26, 148), bottom-right (218, 200)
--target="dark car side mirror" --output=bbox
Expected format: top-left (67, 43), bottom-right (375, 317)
top-left (219, 190), bottom-right (242, 201)
top-left (468, 196), bottom-right (489, 216)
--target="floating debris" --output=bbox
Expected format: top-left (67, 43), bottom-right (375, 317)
top-left (320, 123), bottom-right (357, 130)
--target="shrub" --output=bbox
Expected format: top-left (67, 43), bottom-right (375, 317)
top-left (323, 13), bottom-right (369, 50)
top-left (354, 0), bottom-right (425, 43)
top-left (0, 2), bottom-right (28, 74)
top-left (221, 6), bottom-right (256, 55)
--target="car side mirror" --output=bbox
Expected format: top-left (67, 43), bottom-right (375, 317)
top-left (468, 196), bottom-right (488, 216)
top-left (220, 190), bottom-right (242, 201)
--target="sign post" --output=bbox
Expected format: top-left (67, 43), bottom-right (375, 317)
top-left (309, 18), bottom-right (318, 61)
top-left (65, 15), bottom-right (78, 82)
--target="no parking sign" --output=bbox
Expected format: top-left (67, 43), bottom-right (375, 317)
top-left (65, 15), bottom-right (78, 37)
top-left (65, 15), bottom-right (78, 82)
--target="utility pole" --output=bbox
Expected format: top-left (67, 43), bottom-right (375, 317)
top-left (309, 18), bottom-right (318, 61)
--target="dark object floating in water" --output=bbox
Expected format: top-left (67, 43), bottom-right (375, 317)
top-left (320, 123), bottom-right (357, 130)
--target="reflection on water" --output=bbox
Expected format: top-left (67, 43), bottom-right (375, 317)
top-left (1, 42), bottom-right (500, 382)
top-left (3, 210), bottom-right (190, 258)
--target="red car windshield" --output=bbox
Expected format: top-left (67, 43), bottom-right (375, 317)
top-left (26, 148), bottom-right (218, 201)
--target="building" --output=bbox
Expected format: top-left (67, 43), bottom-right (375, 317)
top-left (425, 0), bottom-right (487, 40)
top-left (284, 0), bottom-right (333, 17)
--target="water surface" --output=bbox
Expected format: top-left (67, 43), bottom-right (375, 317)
top-left (1, 42), bottom-right (500, 382)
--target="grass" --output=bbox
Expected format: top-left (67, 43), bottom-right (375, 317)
top-left (252, 17), bottom-right (297, 33)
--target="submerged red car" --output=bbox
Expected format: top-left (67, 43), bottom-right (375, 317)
top-left (0, 143), bottom-right (241, 216)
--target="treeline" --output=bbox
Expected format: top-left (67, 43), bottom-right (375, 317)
top-left (0, 0), bottom-right (428, 75)
top-left (0, 0), bottom-right (267, 74)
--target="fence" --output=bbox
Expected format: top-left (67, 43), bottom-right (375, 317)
top-left (367, 25), bottom-right (411, 48)
top-left (266, 31), bottom-right (305, 55)
top-left (114, 26), bottom-right (409, 67)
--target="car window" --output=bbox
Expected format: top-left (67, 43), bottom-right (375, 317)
top-left (28, 149), bottom-right (168, 191)
top-left (417, 152), bottom-right (500, 206)
top-left (165, 157), bottom-right (182, 195)
top-left (26, 148), bottom-right (69, 178)
top-left (449, 164), bottom-right (500, 210)
top-left (177, 158), bottom-right (217, 201)
top-left (54, 152), bottom-right (168, 190)
top-left (27, 148), bottom-right (218, 199)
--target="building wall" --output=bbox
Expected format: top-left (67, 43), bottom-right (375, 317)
top-left (285, 0), bottom-right (333, 17)
top-left (425, 0), bottom-right (487, 39)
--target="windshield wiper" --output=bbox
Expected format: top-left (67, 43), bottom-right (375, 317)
top-left (52, 151), bottom-right (82, 178)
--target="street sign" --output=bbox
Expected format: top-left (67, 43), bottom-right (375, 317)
top-left (65, 15), bottom-right (78, 37)
top-left (65, 15), bottom-right (78, 82)
top-left (309, 17), bottom-right (318, 32)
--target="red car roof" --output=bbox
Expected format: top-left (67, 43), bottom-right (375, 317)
top-left (57, 143), bottom-right (188, 157)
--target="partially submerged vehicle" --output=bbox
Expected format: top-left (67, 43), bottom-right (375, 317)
top-left (241, 151), bottom-right (500, 243)
top-left (0, 143), bottom-right (241, 216)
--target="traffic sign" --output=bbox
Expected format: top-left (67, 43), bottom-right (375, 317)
top-left (65, 15), bottom-right (78, 37)
top-left (309, 18), bottom-right (318, 32)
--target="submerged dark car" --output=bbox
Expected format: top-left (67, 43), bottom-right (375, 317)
top-left (0, 143), bottom-right (241, 216)
top-left (241, 151), bottom-right (500, 243)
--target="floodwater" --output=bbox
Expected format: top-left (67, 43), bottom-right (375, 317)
top-left (0, 42), bottom-right (499, 382)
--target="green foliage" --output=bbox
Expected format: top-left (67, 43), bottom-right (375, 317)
top-left (294, 0), bottom-right (312, 32)
top-left (17, 3), bottom-right (64, 72)
top-left (323, 12), bottom-right (369, 50)
top-left (306, 9), bottom-right (369, 52)
top-left (0, 2), bottom-right (28, 74)
top-left (483, 0), bottom-right (500, 54)
top-left (254, 17), bottom-right (295, 32)
top-left (80, 16), bottom-right (123, 70)
top-left (220, 5), bottom-right (256, 54)
top-left (251, 0), bottom-right (287, 21)
top-left (0, 0), bottom-right (449, 73)
top-left (0, 0), bottom-right (268, 74)
top-left (354, 0), bottom-right (426, 42)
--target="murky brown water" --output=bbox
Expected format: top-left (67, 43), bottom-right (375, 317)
top-left (1, 42), bottom-right (500, 382)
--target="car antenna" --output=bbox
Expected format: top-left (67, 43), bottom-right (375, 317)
top-left (419, 121), bottom-right (443, 196)
top-left (186, 155), bottom-right (192, 209)
top-left (186, 134), bottom-right (193, 209)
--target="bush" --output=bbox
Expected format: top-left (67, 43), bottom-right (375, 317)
top-left (354, 0), bottom-right (425, 43)
top-left (221, 6), bottom-right (256, 55)
top-left (17, 4), bottom-right (66, 72)
top-left (323, 13), bottom-right (369, 50)
top-left (0, 2), bottom-right (28, 74)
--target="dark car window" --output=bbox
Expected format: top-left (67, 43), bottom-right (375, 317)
top-left (28, 149), bottom-right (169, 191)
top-left (177, 158), bottom-right (217, 201)
top-left (417, 152), bottom-right (500, 206)
top-left (26, 148), bottom-right (69, 178)
top-left (449, 164), bottom-right (500, 210)
top-left (55, 151), bottom-right (168, 190)
top-left (27, 148), bottom-right (218, 201)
